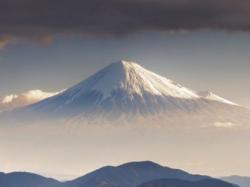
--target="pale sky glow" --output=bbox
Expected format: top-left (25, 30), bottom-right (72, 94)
top-left (0, 31), bottom-right (250, 180)
top-left (1, 1), bottom-right (250, 184)
top-left (1, 124), bottom-right (250, 180)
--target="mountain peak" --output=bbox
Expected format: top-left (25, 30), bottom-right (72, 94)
top-left (117, 59), bottom-right (137, 66)
top-left (119, 160), bottom-right (162, 168)
top-left (108, 60), bottom-right (143, 76)
top-left (91, 60), bottom-right (198, 99)
top-left (61, 60), bottom-right (198, 103)
top-left (18, 60), bottom-right (245, 122)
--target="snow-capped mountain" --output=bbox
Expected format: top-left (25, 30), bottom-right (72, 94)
top-left (197, 91), bottom-right (238, 106)
top-left (2, 60), bottom-right (250, 125)
top-left (30, 60), bottom-right (200, 115)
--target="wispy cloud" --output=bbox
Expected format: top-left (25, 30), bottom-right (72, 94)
top-left (1, 0), bottom-right (250, 48)
top-left (213, 121), bottom-right (239, 128)
top-left (0, 89), bottom-right (60, 111)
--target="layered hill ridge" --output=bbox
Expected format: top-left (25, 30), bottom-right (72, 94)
top-left (221, 176), bottom-right (250, 187)
top-left (64, 161), bottom-right (205, 187)
top-left (0, 161), bottom-right (237, 187)
top-left (138, 178), bottom-right (237, 187)
top-left (0, 172), bottom-right (61, 187)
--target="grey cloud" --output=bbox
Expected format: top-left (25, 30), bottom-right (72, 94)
top-left (1, 0), bottom-right (250, 47)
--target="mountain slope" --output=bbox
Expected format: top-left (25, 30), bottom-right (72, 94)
top-left (29, 60), bottom-right (201, 116)
top-left (138, 178), bottom-right (238, 187)
top-left (3, 60), bottom-right (249, 125)
top-left (0, 172), bottom-right (61, 187)
top-left (221, 176), bottom-right (250, 187)
top-left (64, 161), bottom-right (206, 187)
top-left (0, 161), bottom-right (237, 187)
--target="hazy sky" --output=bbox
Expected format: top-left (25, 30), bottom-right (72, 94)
top-left (1, 31), bottom-right (250, 179)
top-left (1, 0), bottom-right (250, 179)
top-left (1, 123), bottom-right (250, 180)
top-left (0, 31), bottom-right (250, 107)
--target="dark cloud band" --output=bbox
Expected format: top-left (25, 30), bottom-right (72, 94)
top-left (0, 0), bottom-right (250, 47)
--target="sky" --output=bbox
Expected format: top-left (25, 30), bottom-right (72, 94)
top-left (1, 30), bottom-right (250, 178)
top-left (1, 0), bottom-right (250, 180)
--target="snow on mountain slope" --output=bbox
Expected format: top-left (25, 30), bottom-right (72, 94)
top-left (3, 60), bottom-right (249, 126)
top-left (197, 91), bottom-right (238, 106)
top-left (28, 60), bottom-right (203, 116)
top-left (56, 60), bottom-right (199, 101)
top-left (84, 60), bottom-right (199, 99)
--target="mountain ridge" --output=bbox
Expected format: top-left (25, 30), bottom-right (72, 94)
top-left (0, 161), bottom-right (236, 187)
top-left (138, 178), bottom-right (238, 187)
top-left (221, 175), bottom-right (250, 187)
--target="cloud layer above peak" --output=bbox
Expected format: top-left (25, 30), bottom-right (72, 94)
top-left (1, 0), bottom-right (250, 47)
top-left (0, 90), bottom-right (60, 111)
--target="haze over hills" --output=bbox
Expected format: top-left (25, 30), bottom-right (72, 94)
top-left (221, 176), bottom-right (250, 187)
top-left (138, 178), bottom-right (238, 187)
top-left (3, 60), bottom-right (249, 127)
top-left (0, 161), bottom-right (238, 187)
